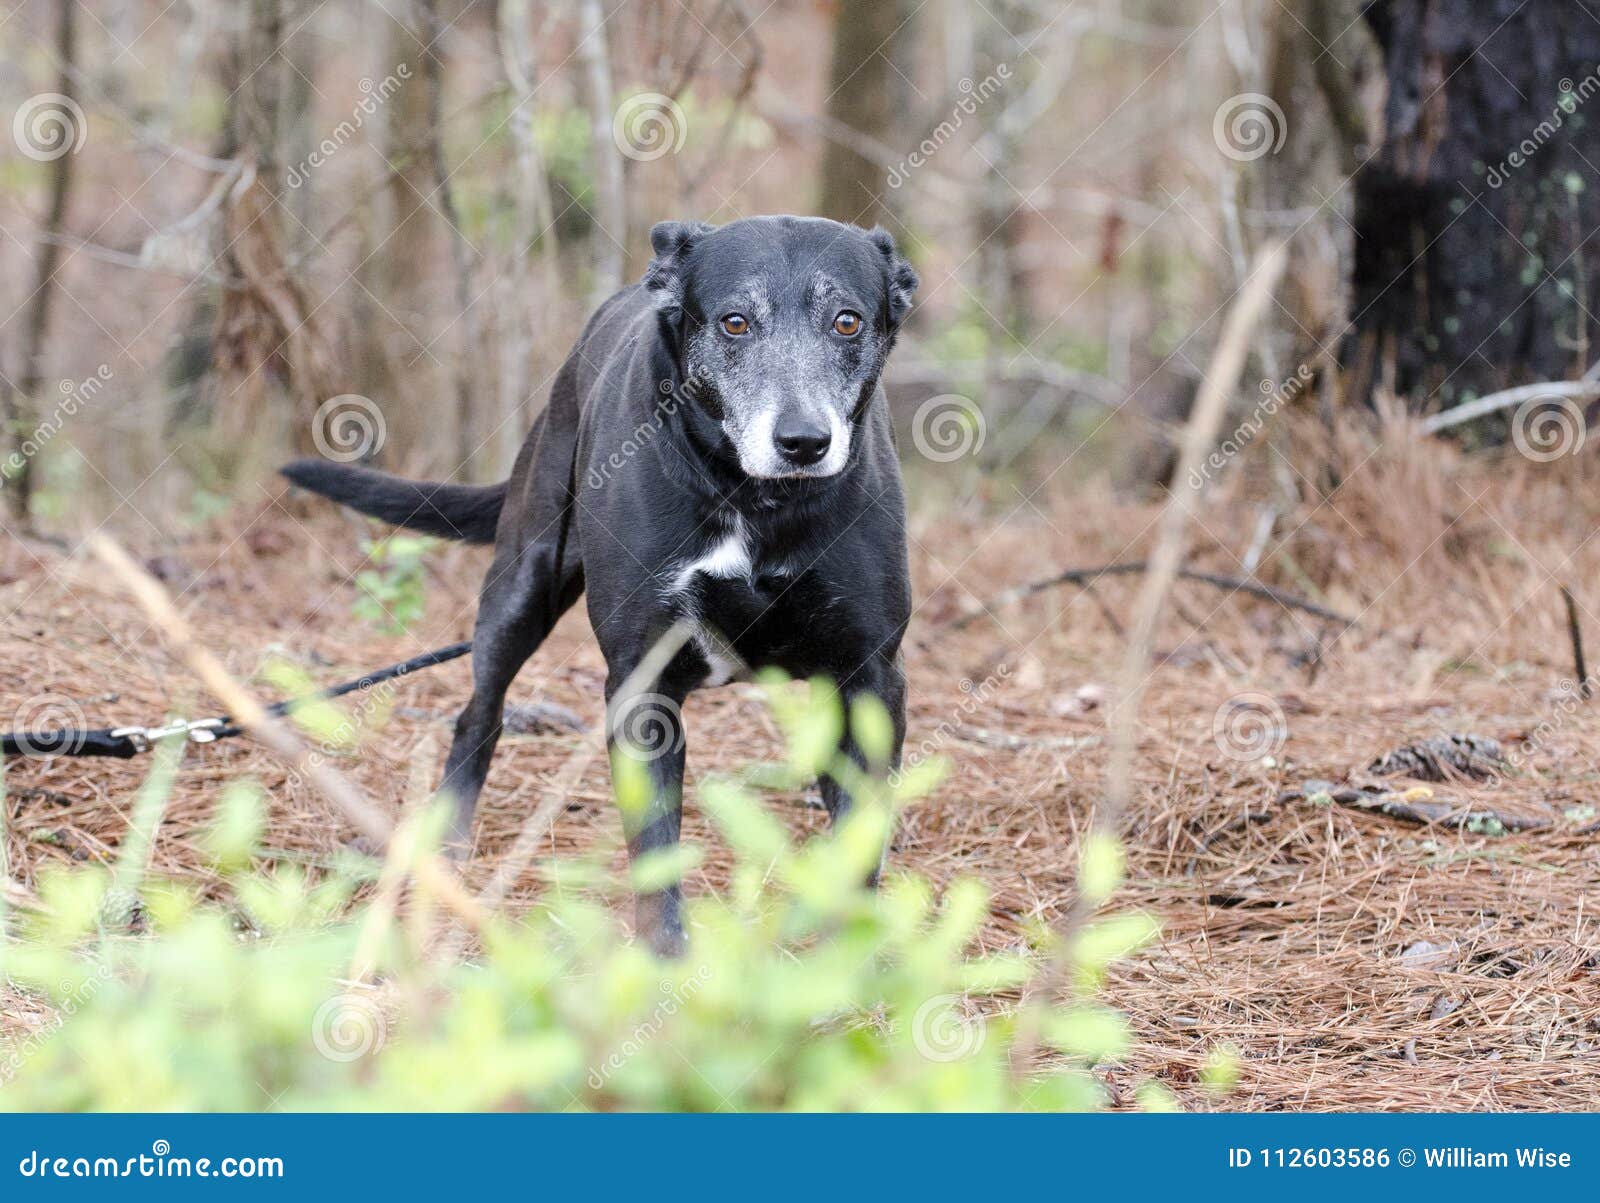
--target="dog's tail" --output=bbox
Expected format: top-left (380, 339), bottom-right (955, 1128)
top-left (281, 459), bottom-right (506, 544)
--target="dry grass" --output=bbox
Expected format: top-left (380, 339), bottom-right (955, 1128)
top-left (4, 418), bottom-right (1600, 1111)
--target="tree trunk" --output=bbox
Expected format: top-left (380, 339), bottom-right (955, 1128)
top-left (416, 0), bottom-right (483, 478)
top-left (816, 0), bottom-right (917, 228)
top-left (6, 0), bottom-right (80, 524)
top-left (210, 0), bottom-right (337, 458)
top-left (1345, 0), bottom-right (1600, 415)
top-left (578, 0), bottom-right (625, 308)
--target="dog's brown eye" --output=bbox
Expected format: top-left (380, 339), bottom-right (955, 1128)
top-left (720, 313), bottom-right (749, 336)
top-left (833, 311), bottom-right (862, 336)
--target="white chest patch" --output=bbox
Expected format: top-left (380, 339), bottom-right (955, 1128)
top-left (670, 516), bottom-right (752, 594)
top-left (666, 516), bottom-right (754, 687)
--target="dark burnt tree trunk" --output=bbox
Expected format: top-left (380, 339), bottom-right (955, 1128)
top-left (1345, 0), bottom-right (1600, 413)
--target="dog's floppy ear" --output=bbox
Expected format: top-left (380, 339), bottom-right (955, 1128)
top-left (644, 220), bottom-right (714, 318)
top-left (868, 226), bottom-right (919, 327)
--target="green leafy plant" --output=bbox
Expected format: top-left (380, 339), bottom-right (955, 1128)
top-left (0, 681), bottom-right (1168, 1112)
top-left (352, 534), bottom-right (433, 634)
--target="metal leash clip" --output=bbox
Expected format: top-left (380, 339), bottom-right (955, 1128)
top-left (109, 717), bottom-right (227, 754)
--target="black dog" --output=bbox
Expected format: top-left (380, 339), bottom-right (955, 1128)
top-left (283, 215), bottom-right (918, 954)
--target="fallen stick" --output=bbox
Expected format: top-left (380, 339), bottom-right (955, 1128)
top-left (1009, 240), bottom-right (1290, 1076)
top-left (1279, 779), bottom-right (1550, 834)
top-left (947, 560), bottom-right (1355, 630)
top-left (1419, 380), bottom-right (1600, 435)
top-left (87, 534), bottom-right (487, 930)
top-left (1560, 584), bottom-right (1591, 700)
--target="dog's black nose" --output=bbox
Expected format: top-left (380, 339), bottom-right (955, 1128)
top-left (774, 419), bottom-right (831, 466)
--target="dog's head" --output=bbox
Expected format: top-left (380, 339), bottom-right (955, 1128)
top-left (645, 216), bottom-right (918, 480)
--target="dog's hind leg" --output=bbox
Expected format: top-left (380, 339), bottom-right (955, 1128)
top-left (820, 657), bottom-right (907, 888)
top-left (438, 395), bottom-right (584, 849)
top-left (440, 540), bottom-right (583, 848)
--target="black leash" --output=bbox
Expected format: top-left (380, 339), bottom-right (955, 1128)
top-left (2, 641), bottom-right (473, 760)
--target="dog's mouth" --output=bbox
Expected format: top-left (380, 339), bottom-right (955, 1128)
top-left (724, 409), bottom-right (852, 481)
top-left (739, 458), bottom-right (846, 481)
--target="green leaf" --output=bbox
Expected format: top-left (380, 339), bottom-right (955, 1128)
top-left (1203, 1043), bottom-right (1241, 1094)
top-left (1044, 1006), bottom-right (1129, 1060)
top-left (205, 780), bottom-right (265, 871)
top-left (850, 694), bottom-right (894, 769)
top-left (1076, 831), bottom-right (1125, 907)
top-left (629, 844), bottom-right (703, 893)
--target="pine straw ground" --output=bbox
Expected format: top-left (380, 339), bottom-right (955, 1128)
top-left (3, 418), bottom-right (1599, 1111)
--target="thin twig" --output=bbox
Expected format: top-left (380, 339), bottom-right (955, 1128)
top-left (1009, 240), bottom-right (1289, 1076)
top-left (86, 535), bottom-right (486, 930)
top-left (948, 560), bottom-right (1354, 630)
top-left (1420, 380), bottom-right (1600, 435)
top-left (1560, 584), bottom-right (1591, 699)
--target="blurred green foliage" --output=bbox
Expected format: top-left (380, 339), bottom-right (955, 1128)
top-left (352, 533), bottom-right (433, 633)
top-left (0, 678), bottom-right (1171, 1112)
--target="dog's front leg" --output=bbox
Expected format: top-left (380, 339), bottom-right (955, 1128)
top-left (605, 673), bottom-right (691, 958)
top-left (820, 658), bottom-right (907, 888)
